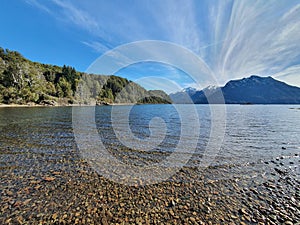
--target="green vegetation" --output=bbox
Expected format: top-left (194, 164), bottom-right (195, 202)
top-left (0, 47), bottom-right (171, 105)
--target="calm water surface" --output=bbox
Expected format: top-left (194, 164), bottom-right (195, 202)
top-left (0, 105), bottom-right (299, 180)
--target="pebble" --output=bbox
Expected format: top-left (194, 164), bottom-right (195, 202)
top-left (239, 208), bottom-right (248, 215)
top-left (43, 177), bottom-right (56, 181)
top-left (190, 217), bottom-right (196, 222)
top-left (168, 200), bottom-right (176, 207)
top-left (202, 206), bottom-right (211, 214)
top-left (6, 190), bottom-right (13, 196)
top-left (230, 214), bottom-right (238, 219)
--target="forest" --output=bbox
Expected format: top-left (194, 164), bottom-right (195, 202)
top-left (0, 47), bottom-right (171, 105)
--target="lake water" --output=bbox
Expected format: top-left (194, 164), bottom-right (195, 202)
top-left (0, 105), bottom-right (299, 182)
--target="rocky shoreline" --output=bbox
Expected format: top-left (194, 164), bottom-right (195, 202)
top-left (0, 147), bottom-right (299, 225)
top-left (0, 102), bottom-right (143, 108)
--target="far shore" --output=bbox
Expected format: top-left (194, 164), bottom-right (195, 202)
top-left (1, 103), bottom-right (299, 108)
top-left (0, 103), bottom-right (141, 108)
top-left (0, 103), bottom-right (74, 108)
top-left (0, 104), bottom-right (49, 108)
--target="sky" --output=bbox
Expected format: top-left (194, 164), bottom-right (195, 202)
top-left (0, 0), bottom-right (299, 93)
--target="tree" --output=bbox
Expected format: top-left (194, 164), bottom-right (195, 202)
top-left (57, 77), bottom-right (72, 98)
top-left (2, 65), bottom-right (22, 88)
top-left (43, 71), bottom-right (56, 83)
top-left (55, 84), bottom-right (64, 98)
top-left (0, 47), bottom-right (5, 58)
top-left (99, 88), bottom-right (114, 100)
top-left (62, 65), bottom-right (79, 93)
top-left (45, 82), bottom-right (56, 96)
top-left (1, 87), bottom-right (17, 104)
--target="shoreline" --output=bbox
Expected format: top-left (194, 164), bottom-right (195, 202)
top-left (1, 103), bottom-right (300, 108)
top-left (0, 102), bottom-right (163, 108)
top-left (0, 104), bottom-right (50, 108)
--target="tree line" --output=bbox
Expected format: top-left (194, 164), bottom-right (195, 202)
top-left (0, 47), bottom-right (171, 105)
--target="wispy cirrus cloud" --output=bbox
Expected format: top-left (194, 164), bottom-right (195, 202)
top-left (212, 1), bottom-right (300, 84)
top-left (25, 0), bottom-right (52, 14)
top-left (25, 0), bottom-right (300, 89)
top-left (134, 76), bottom-right (182, 94)
top-left (273, 65), bottom-right (300, 87)
top-left (51, 0), bottom-right (99, 33)
top-left (26, 0), bottom-right (99, 34)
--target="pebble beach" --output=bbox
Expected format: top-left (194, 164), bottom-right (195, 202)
top-left (0, 146), bottom-right (299, 225)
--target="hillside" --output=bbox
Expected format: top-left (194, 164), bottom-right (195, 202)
top-left (0, 47), bottom-right (171, 105)
top-left (170, 75), bottom-right (300, 104)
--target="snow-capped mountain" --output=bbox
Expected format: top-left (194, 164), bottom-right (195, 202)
top-left (169, 75), bottom-right (300, 104)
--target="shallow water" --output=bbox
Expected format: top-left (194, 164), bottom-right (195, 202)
top-left (0, 105), bottom-right (299, 181)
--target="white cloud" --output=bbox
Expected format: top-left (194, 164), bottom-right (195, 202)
top-left (25, 0), bottom-right (300, 89)
top-left (25, 0), bottom-right (52, 14)
top-left (213, 1), bottom-right (300, 83)
top-left (81, 41), bottom-right (109, 53)
top-left (134, 76), bottom-right (183, 94)
top-left (51, 0), bottom-right (99, 33)
top-left (182, 82), bottom-right (204, 90)
top-left (25, 0), bottom-right (100, 37)
top-left (273, 65), bottom-right (300, 87)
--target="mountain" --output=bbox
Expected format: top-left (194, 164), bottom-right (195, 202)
top-left (191, 85), bottom-right (219, 104)
top-left (220, 75), bottom-right (300, 104)
top-left (0, 47), bottom-right (171, 105)
top-left (169, 87), bottom-right (198, 104)
top-left (171, 75), bottom-right (300, 104)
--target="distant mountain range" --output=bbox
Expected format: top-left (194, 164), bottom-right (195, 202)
top-left (170, 75), bottom-right (300, 104)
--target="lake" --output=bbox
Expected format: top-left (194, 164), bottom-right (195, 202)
top-left (0, 104), bottom-right (299, 183)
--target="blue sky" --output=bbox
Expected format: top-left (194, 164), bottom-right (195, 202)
top-left (0, 0), bottom-right (299, 93)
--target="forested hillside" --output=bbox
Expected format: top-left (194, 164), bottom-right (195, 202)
top-left (0, 47), bottom-right (171, 105)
